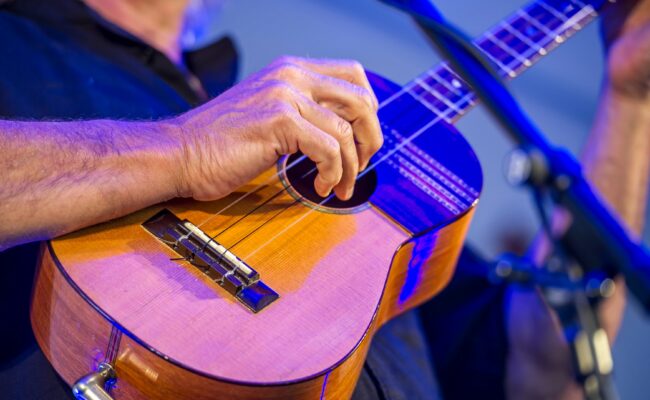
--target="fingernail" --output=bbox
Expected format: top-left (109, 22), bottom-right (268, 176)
top-left (320, 186), bottom-right (332, 198)
top-left (360, 161), bottom-right (368, 172)
top-left (344, 187), bottom-right (354, 200)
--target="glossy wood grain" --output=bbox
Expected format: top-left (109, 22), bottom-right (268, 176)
top-left (42, 165), bottom-right (412, 383)
top-left (30, 60), bottom-right (487, 400)
top-left (32, 197), bottom-right (474, 399)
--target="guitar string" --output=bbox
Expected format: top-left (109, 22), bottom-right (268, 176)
top-left (230, 4), bottom-right (594, 260)
top-left (169, 1), bottom-right (595, 303)
top-left (178, 78), bottom-right (428, 249)
top-left (237, 91), bottom-right (474, 261)
top-left (191, 74), bottom-right (426, 234)
top-left (187, 2), bottom-right (558, 233)
top-left (199, 165), bottom-right (317, 254)
top-left (194, 78), bottom-right (450, 257)
top-left (176, 82), bottom-right (422, 256)
top-left (188, 7), bottom-right (579, 259)
top-left (188, 63), bottom-right (471, 246)
top-left (194, 153), bottom-right (308, 230)
top-left (207, 170), bottom-right (315, 277)
top-left (204, 77), bottom-right (473, 267)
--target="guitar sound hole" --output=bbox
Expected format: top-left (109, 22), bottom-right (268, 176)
top-left (281, 153), bottom-right (377, 213)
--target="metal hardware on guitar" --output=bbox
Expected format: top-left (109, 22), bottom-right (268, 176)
top-left (143, 209), bottom-right (279, 313)
top-left (72, 363), bottom-right (116, 400)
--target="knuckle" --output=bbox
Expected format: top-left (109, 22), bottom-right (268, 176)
top-left (324, 138), bottom-right (341, 161)
top-left (358, 88), bottom-right (376, 110)
top-left (340, 59), bottom-right (365, 79)
top-left (272, 62), bottom-right (302, 81)
top-left (349, 60), bottom-right (366, 76)
top-left (269, 103), bottom-right (297, 128)
top-left (335, 118), bottom-right (354, 143)
top-left (264, 79), bottom-right (294, 99)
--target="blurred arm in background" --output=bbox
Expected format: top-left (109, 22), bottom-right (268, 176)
top-left (506, 1), bottom-right (650, 398)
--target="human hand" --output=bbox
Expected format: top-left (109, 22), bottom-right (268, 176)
top-left (169, 56), bottom-right (382, 201)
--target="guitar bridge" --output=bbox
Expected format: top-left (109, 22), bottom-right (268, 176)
top-left (142, 209), bottom-right (279, 313)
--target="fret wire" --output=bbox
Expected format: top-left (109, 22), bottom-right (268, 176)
top-left (511, 13), bottom-right (552, 50)
top-left (485, 31), bottom-right (532, 67)
top-left (551, 0), bottom-right (582, 18)
top-left (429, 69), bottom-right (462, 96)
top-left (477, 36), bottom-right (516, 66)
top-left (427, 73), bottom-right (475, 111)
top-left (406, 88), bottom-right (452, 124)
top-left (518, 8), bottom-right (554, 35)
top-left (475, 38), bottom-right (518, 77)
top-left (416, 77), bottom-right (464, 115)
top-left (539, 0), bottom-right (569, 21)
top-left (441, 67), bottom-right (476, 107)
top-left (419, 73), bottom-right (441, 91)
top-left (501, 20), bottom-right (548, 56)
top-left (410, 81), bottom-right (428, 95)
top-left (491, 23), bottom-right (534, 54)
top-left (440, 64), bottom-right (471, 94)
top-left (415, 76), bottom-right (446, 103)
top-left (527, 3), bottom-right (564, 31)
top-left (562, 2), bottom-right (597, 29)
top-left (393, 0), bottom-right (597, 134)
top-left (437, 71), bottom-right (476, 109)
top-left (431, 66), bottom-right (472, 99)
top-left (421, 91), bottom-right (450, 114)
top-left (495, 24), bottom-right (544, 64)
top-left (426, 69), bottom-right (471, 104)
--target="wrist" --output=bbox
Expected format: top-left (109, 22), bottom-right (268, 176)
top-left (151, 118), bottom-right (192, 200)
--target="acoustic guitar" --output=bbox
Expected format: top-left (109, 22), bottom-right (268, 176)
top-left (31, 1), bottom-right (604, 398)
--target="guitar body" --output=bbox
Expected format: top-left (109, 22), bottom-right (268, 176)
top-left (31, 72), bottom-right (483, 399)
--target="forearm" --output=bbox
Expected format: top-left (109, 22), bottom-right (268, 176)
top-left (582, 83), bottom-right (650, 236)
top-left (578, 83), bottom-right (650, 340)
top-left (0, 119), bottom-right (181, 251)
top-left (507, 82), bottom-right (650, 400)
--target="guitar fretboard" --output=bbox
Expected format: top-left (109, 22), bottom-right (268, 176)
top-left (371, 0), bottom-right (604, 220)
top-left (390, 0), bottom-right (603, 124)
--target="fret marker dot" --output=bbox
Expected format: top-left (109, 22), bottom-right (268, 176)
top-left (539, 48), bottom-right (547, 55)
top-left (523, 60), bottom-right (532, 67)
top-left (555, 36), bottom-right (564, 43)
top-left (451, 79), bottom-right (462, 88)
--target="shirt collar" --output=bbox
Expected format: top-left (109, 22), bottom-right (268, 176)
top-left (2, 0), bottom-right (239, 100)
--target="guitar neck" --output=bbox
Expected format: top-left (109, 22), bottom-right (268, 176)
top-left (403, 0), bottom-right (605, 123)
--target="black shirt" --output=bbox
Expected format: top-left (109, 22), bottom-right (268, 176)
top-left (0, 1), bottom-right (508, 399)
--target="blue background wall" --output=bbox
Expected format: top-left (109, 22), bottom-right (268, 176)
top-left (204, 1), bottom-right (650, 397)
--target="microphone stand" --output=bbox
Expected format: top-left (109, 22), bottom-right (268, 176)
top-left (379, 1), bottom-right (650, 399)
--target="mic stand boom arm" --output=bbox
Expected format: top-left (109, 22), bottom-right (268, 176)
top-left (379, 1), bottom-right (650, 399)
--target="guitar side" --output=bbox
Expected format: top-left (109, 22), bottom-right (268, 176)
top-left (30, 72), bottom-right (482, 399)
